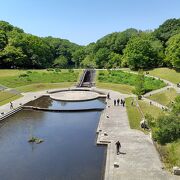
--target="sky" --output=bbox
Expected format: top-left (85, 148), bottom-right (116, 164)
top-left (0, 0), bottom-right (180, 45)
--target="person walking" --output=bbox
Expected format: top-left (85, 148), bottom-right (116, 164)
top-left (117, 99), bottom-right (120, 106)
top-left (114, 99), bottom-right (116, 106)
top-left (115, 141), bottom-right (121, 155)
top-left (122, 100), bottom-right (125, 107)
top-left (10, 102), bottom-right (13, 109)
top-left (107, 93), bottom-right (110, 99)
top-left (120, 99), bottom-right (123, 105)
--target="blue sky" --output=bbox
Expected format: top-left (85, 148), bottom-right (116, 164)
top-left (0, 0), bottom-right (180, 45)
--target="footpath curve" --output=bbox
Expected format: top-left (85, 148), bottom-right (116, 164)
top-left (95, 88), bottom-right (177, 180)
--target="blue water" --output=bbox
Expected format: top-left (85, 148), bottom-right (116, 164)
top-left (26, 96), bottom-right (106, 110)
top-left (0, 99), bottom-right (106, 180)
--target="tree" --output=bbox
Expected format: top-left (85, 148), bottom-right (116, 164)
top-left (171, 96), bottom-right (180, 115)
top-left (122, 36), bottom-right (157, 70)
top-left (53, 56), bottom-right (68, 68)
top-left (106, 52), bottom-right (122, 68)
top-left (0, 45), bottom-right (26, 68)
top-left (114, 28), bottom-right (139, 54)
top-left (0, 21), bottom-right (14, 32)
top-left (154, 18), bottom-right (180, 44)
top-left (133, 70), bottom-right (145, 98)
top-left (95, 48), bottom-right (111, 68)
top-left (72, 47), bottom-right (86, 68)
top-left (81, 54), bottom-right (96, 68)
top-left (0, 30), bottom-right (8, 50)
top-left (165, 33), bottom-right (180, 68)
top-left (153, 115), bottom-right (180, 144)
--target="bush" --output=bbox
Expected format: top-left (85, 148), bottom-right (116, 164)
top-left (145, 114), bottom-right (156, 127)
top-left (153, 115), bottom-right (180, 144)
top-left (46, 68), bottom-right (54, 71)
top-left (68, 69), bottom-right (74, 73)
top-left (26, 71), bottom-right (32, 74)
top-left (98, 70), bottom-right (165, 94)
top-left (19, 73), bottom-right (29, 78)
top-left (55, 68), bottom-right (61, 72)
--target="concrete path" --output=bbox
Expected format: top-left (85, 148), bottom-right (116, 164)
top-left (143, 86), bottom-right (172, 97)
top-left (96, 89), bottom-right (177, 180)
top-left (0, 91), bottom-right (45, 119)
top-left (141, 97), bottom-right (168, 110)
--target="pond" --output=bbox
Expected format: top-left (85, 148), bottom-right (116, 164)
top-left (0, 98), bottom-right (106, 180)
top-left (26, 96), bottom-right (105, 110)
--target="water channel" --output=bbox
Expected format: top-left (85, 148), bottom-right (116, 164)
top-left (0, 97), bottom-right (106, 180)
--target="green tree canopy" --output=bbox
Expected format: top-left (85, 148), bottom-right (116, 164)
top-left (165, 33), bottom-right (180, 68)
top-left (53, 56), bottom-right (68, 68)
top-left (122, 36), bottom-right (157, 70)
top-left (154, 18), bottom-right (180, 43)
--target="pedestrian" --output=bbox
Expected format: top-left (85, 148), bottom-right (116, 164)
top-left (120, 99), bottom-right (123, 105)
top-left (122, 100), bottom-right (125, 107)
top-left (150, 101), bottom-right (152, 105)
top-left (10, 102), bottom-right (13, 109)
top-left (115, 141), bottom-right (121, 155)
top-left (117, 98), bottom-right (120, 106)
top-left (107, 93), bottom-right (110, 99)
top-left (114, 99), bottom-right (116, 106)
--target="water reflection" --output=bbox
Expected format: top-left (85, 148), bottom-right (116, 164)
top-left (0, 99), bottom-right (106, 180)
top-left (26, 96), bottom-right (106, 110)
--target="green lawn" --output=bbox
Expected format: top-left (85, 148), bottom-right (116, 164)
top-left (148, 88), bottom-right (178, 106)
top-left (96, 82), bottom-right (134, 94)
top-left (97, 70), bottom-right (165, 93)
top-left (0, 91), bottom-right (23, 106)
top-left (0, 69), bottom-right (80, 88)
top-left (16, 82), bottom-right (75, 92)
top-left (147, 68), bottom-right (180, 84)
top-left (126, 97), bottom-right (165, 130)
top-left (126, 97), bottom-right (142, 130)
top-left (157, 140), bottom-right (180, 170)
top-left (125, 97), bottom-right (179, 170)
top-left (138, 100), bottom-right (166, 118)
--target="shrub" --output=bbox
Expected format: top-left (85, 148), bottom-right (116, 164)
top-left (153, 115), bottom-right (180, 144)
top-left (98, 70), bottom-right (165, 94)
top-left (68, 69), bottom-right (74, 73)
top-left (55, 68), bottom-right (61, 72)
top-left (19, 73), bottom-right (29, 78)
top-left (26, 71), bottom-right (32, 74)
top-left (46, 68), bottom-right (54, 71)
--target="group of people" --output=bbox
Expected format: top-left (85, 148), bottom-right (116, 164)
top-left (107, 93), bottom-right (125, 107)
top-left (114, 99), bottom-right (125, 107)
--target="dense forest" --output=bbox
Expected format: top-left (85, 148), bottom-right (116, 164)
top-left (0, 18), bottom-right (180, 69)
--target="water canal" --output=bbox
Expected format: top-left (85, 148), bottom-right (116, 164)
top-left (0, 97), bottom-right (106, 180)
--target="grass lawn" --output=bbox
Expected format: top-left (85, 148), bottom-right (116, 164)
top-left (97, 70), bottom-right (165, 93)
top-left (138, 100), bottom-right (166, 119)
top-left (0, 91), bottom-right (23, 106)
top-left (0, 69), bottom-right (80, 88)
top-left (125, 97), bottom-right (142, 130)
top-left (148, 88), bottom-right (178, 106)
top-left (126, 97), bottom-right (166, 130)
top-left (126, 97), bottom-right (179, 170)
top-left (16, 82), bottom-right (75, 92)
top-left (156, 140), bottom-right (180, 170)
top-left (147, 68), bottom-right (180, 84)
top-left (96, 82), bottom-right (134, 94)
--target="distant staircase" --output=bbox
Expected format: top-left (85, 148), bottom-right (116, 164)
top-left (77, 69), bottom-right (96, 88)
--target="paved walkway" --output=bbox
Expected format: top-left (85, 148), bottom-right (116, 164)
top-left (0, 91), bottom-right (45, 119)
top-left (142, 97), bottom-right (168, 110)
top-left (143, 86), bottom-right (172, 97)
top-left (96, 89), bottom-right (177, 180)
top-left (50, 90), bottom-right (105, 101)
